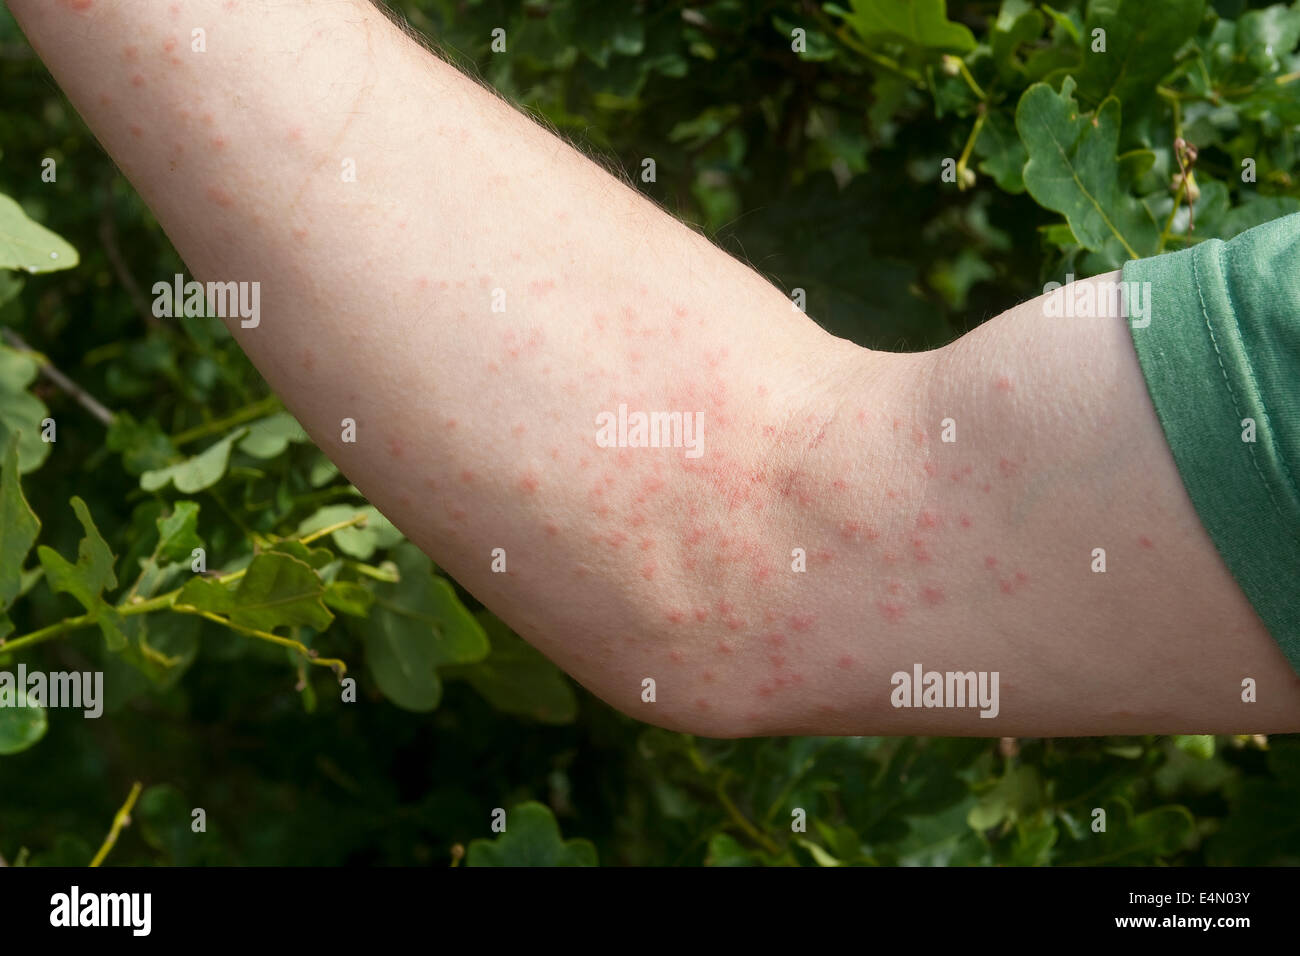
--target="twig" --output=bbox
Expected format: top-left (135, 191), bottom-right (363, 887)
top-left (98, 209), bottom-right (162, 331)
top-left (89, 781), bottom-right (143, 867)
top-left (1, 328), bottom-right (116, 426)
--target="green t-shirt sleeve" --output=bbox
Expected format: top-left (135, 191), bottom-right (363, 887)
top-left (1122, 211), bottom-right (1300, 676)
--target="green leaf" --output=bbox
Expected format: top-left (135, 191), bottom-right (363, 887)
top-left (140, 428), bottom-right (247, 493)
top-left (1016, 77), bottom-right (1158, 257)
top-left (839, 0), bottom-right (976, 55)
top-left (0, 345), bottom-right (51, 474)
top-left (237, 412), bottom-right (308, 459)
top-left (706, 832), bottom-right (757, 866)
top-left (1236, 3), bottom-right (1300, 73)
top-left (105, 412), bottom-right (178, 475)
top-left (0, 194), bottom-right (79, 273)
top-left (296, 504), bottom-right (403, 560)
top-left (322, 580), bottom-right (374, 617)
top-left (991, 0), bottom-right (1046, 79)
top-left (975, 107), bottom-right (1028, 194)
top-left (154, 501), bottom-right (202, 565)
top-left (357, 542), bottom-right (488, 711)
top-left (0, 434), bottom-right (40, 610)
top-left (1173, 734), bottom-right (1216, 760)
top-left (466, 802), bottom-right (597, 866)
top-left (443, 612), bottom-right (577, 724)
top-left (37, 496), bottom-right (126, 651)
top-left (1078, 0), bottom-right (1205, 104)
top-left (1057, 797), bottom-right (1194, 865)
top-left (176, 550), bottom-right (332, 633)
top-left (0, 687), bottom-right (47, 755)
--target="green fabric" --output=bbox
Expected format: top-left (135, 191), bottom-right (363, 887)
top-left (1122, 212), bottom-right (1300, 675)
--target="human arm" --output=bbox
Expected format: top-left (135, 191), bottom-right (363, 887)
top-left (10, 0), bottom-right (1299, 736)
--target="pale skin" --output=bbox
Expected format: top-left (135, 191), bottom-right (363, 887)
top-left (10, 0), bottom-right (1300, 737)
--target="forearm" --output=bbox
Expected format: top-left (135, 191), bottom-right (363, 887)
top-left (8, 0), bottom-right (863, 733)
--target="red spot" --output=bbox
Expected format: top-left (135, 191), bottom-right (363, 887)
top-left (995, 376), bottom-right (1015, 393)
top-left (695, 698), bottom-right (710, 711)
top-left (702, 671), bottom-right (715, 683)
top-left (886, 578), bottom-right (903, 595)
top-left (64, 0), bottom-right (95, 12)
top-left (291, 228), bottom-right (308, 241)
top-left (129, 124), bottom-right (143, 138)
top-left (764, 633), bottom-right (785, 647)
top-left (724, 616), bottom-right (744, 631)
top-left (877, 600), bottom-right (907, 622)
top-left (1138, 535), bottom-right (1155, 550)
top-left (916, 510), bottom-right (941, 530)
top-left (769, 654), bottom-right (786, 668)
top-left (716, 641), bottom-right (734, 655)
top-left (982, 483), bottom-right (992, 493)
top-left (98, 94), bottom-right (112, 106)
top-left (386, 438), bottom-right (404, 459)
top-left (123, 47), bottom-right (139, 62)
top-left (999, 578), bottom-right (1015, 594)
top-left (959, 513), bottom-right (972, 528)
top-left (790, 673), bottom-right (804, 685)
top-left (694, 608), bottom-right (709, 623)
top-left (300, 349), bottom-right (315, 372)
top-left (836, 655), bottom-right (854, 670)
top-left (130, 74), bottom-right (146, 87)
top-left (788, 614), bottom-right (816, 633)
top-left (205, 185), bottom-right (234, 207)
top-left (445, 418), bottom-right (457, 430)
top-left (921, 585), bottom-right (946, 606)
top-left (640, 561), bottom-right (657, 581)
top-left (666, 609), bottom-right (684, 624)
top-left (758, 684), bottom-right (775, 698)
top-left (999, 458), bottom-right (1019, 478)
top-left (459, 469), bottom-right (475, 483)
top-left (923, 461), bottom-right (939, 477)
top-left (519, 472), bottom-right (540, 494)
top-left (638, 537), bottom-right (654, 551)
top-left (1014, 570), bottom-right (1029, 584)
top-left (669, 650), bottom-right (685, 664)
top-left (163, 37), bottom-right (177, 53)
top-left (984, 555), bottom-right (998, 569)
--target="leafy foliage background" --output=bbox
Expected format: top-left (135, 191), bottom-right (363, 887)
top-left (1, 0), bottom-right (1299, 866)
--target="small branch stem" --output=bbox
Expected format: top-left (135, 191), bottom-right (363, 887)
top-left (89, 781), bottom-right (143, 867)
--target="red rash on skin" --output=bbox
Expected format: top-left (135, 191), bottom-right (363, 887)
top-left (695, 699), bottom-right (710, 712)
top-left (640, 562), bottom-right (656, 580)
top-left (665, 609), bottom-right (684, 624)
top-left (669, 650), bottom-right (685, 664)
top-left (984, 555), bottom-right (998, 569)
top-left (959, 513), bottom-right (973, 528)
top-left (999, 458), bottom-right (1020, 478)
top-left (877, 600), bottom-right (907, 623)
top-left (205, 186), bottom-right (234, 207)
top-left (1139, 535), bottom-right (1155, 549)
top-left (291, 228), bottom-right (308, 240)
top-left (63, 0), bottom-right (95, 12)
top-left (921, 585), bottom-right (946, 606)
top-left (300, 349), bottom-right (315, 372)
top-left (916, 510), bottom-right (940, 530)
top-left (518, 471), bottom-right (540, 494)
top-left (837, 655), bottom-right (854, 670)
top-left (995, 376), bottom-right (1015, 392)
top-left (716, 641), bottom-right (734, 655)
top-left (130, 74), bottom-right (145, 87)
top-left (123, 46), bottom-right (139, 61)
top-left (129, 124), bottom-right (143, 137)
top-left (459, 469), bottom-right (474, 483)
